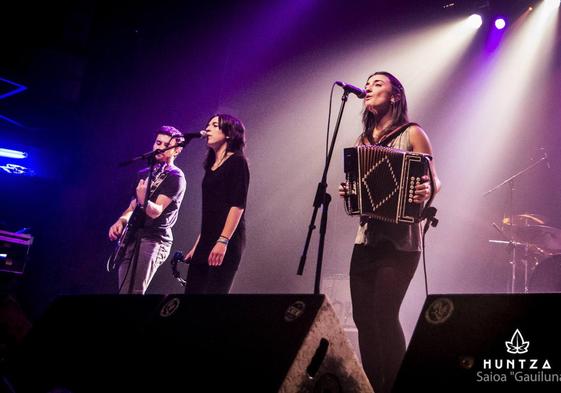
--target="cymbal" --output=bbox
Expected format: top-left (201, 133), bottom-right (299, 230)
top-left (488, 240), bottom-right (554, 257)
top-left (502, 213), bottom-right (547, 226)
top-left (504, 224), bottom-right (561, 251)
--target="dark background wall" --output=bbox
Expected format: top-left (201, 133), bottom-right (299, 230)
top-left (1, 0), bottom-right (560, 340)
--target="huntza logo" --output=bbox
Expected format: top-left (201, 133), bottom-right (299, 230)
top-left (505, 329), bottom-right (529, 355)
top-left (476, 328), bottom-right (561, 383)
top-left (482, 329), bottom-right (552, 371)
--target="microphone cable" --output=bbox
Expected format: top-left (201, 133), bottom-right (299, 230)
top-left (170, 250), bottom-right (189, 287)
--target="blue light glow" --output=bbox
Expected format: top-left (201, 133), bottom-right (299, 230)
top-left (0, 163), bottom-right (35, 176)
top-left (0, 77), bottom-right (28, 127)
top-left (0, 148), bottom-right (28, 159)
top-left (0, 77), bottom-right (27, 100)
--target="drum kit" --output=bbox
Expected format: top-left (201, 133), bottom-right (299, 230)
top-left (489, 213), bottom-right (561, 293)
top-left (483, 150), bottom-right (557, 293)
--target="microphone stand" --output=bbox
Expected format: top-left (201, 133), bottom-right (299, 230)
top-left (118, 136), bottom-right (195, 167)
top-left (117, 137), bottom-right (195, 294)
top-left (483, 153), bottom-right (549, 293)
top-left (297, 90), bottom-right (350, 294)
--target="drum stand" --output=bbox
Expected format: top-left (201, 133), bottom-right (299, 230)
top-left (489, 237), bottom-right (530, 293)
top-left (484, 153), bottom-right (549, 293)
top-left (520, 243), bottom-right (530, 293)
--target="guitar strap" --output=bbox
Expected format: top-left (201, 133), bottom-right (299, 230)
top-left (145, 163), bottom-right (171, 201)
top-left (135, 164), bottom-right (171, 226)
top-left (107, 163), bottom-right (174, 273)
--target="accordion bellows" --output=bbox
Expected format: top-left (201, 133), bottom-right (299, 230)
top-left (343, 145), bottom-right (431, 224)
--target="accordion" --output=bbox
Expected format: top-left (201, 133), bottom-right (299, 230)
top-left (343, 145), bottom-right (431, 224)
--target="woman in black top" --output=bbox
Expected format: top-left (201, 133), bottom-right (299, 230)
top-left (183, 114), bottom-right (250, 294)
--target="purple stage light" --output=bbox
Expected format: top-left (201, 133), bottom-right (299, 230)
top-left (494, 18), bottom-right (506, 30)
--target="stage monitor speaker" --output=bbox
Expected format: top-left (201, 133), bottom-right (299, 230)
top-left (393, 294), bottom-right (561, 393)
top-left (7, 294), bottom-right (372, 393)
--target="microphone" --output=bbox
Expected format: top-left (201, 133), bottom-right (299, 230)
top-left (178, 130), bottom-right (207, 147)
top-left (182, 130), bottom-right (208, 140)
top-left (335, 81), bottom-right (366, 99)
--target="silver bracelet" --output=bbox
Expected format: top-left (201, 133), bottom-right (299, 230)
top-left (217, 236), bottom-right (229, 245)
top-left (216, 237), bottom-right (228, 246)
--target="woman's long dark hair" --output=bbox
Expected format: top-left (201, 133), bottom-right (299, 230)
top-left (204, 114), bottom-right (246, 170)
top-left (361, 71), bottom-right (409, 145)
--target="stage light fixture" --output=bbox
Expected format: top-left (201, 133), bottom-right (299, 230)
top-left (494, 18), bottom-right (506, 29)
top-left (467, 14), bottom-right (483, 29)
top-left (0, 148), bottom-right (28, 159)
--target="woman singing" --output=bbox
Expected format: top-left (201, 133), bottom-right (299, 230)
top-left (183, 114), bottom-right (250, 294)
top-left (339, 71), bottom-right (441, 393)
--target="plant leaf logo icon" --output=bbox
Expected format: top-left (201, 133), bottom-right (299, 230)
top-left (505, 329), bottom-right (530, 354)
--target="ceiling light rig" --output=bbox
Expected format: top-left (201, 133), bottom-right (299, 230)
top-left (441, 0), bottom-right (558, 29)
